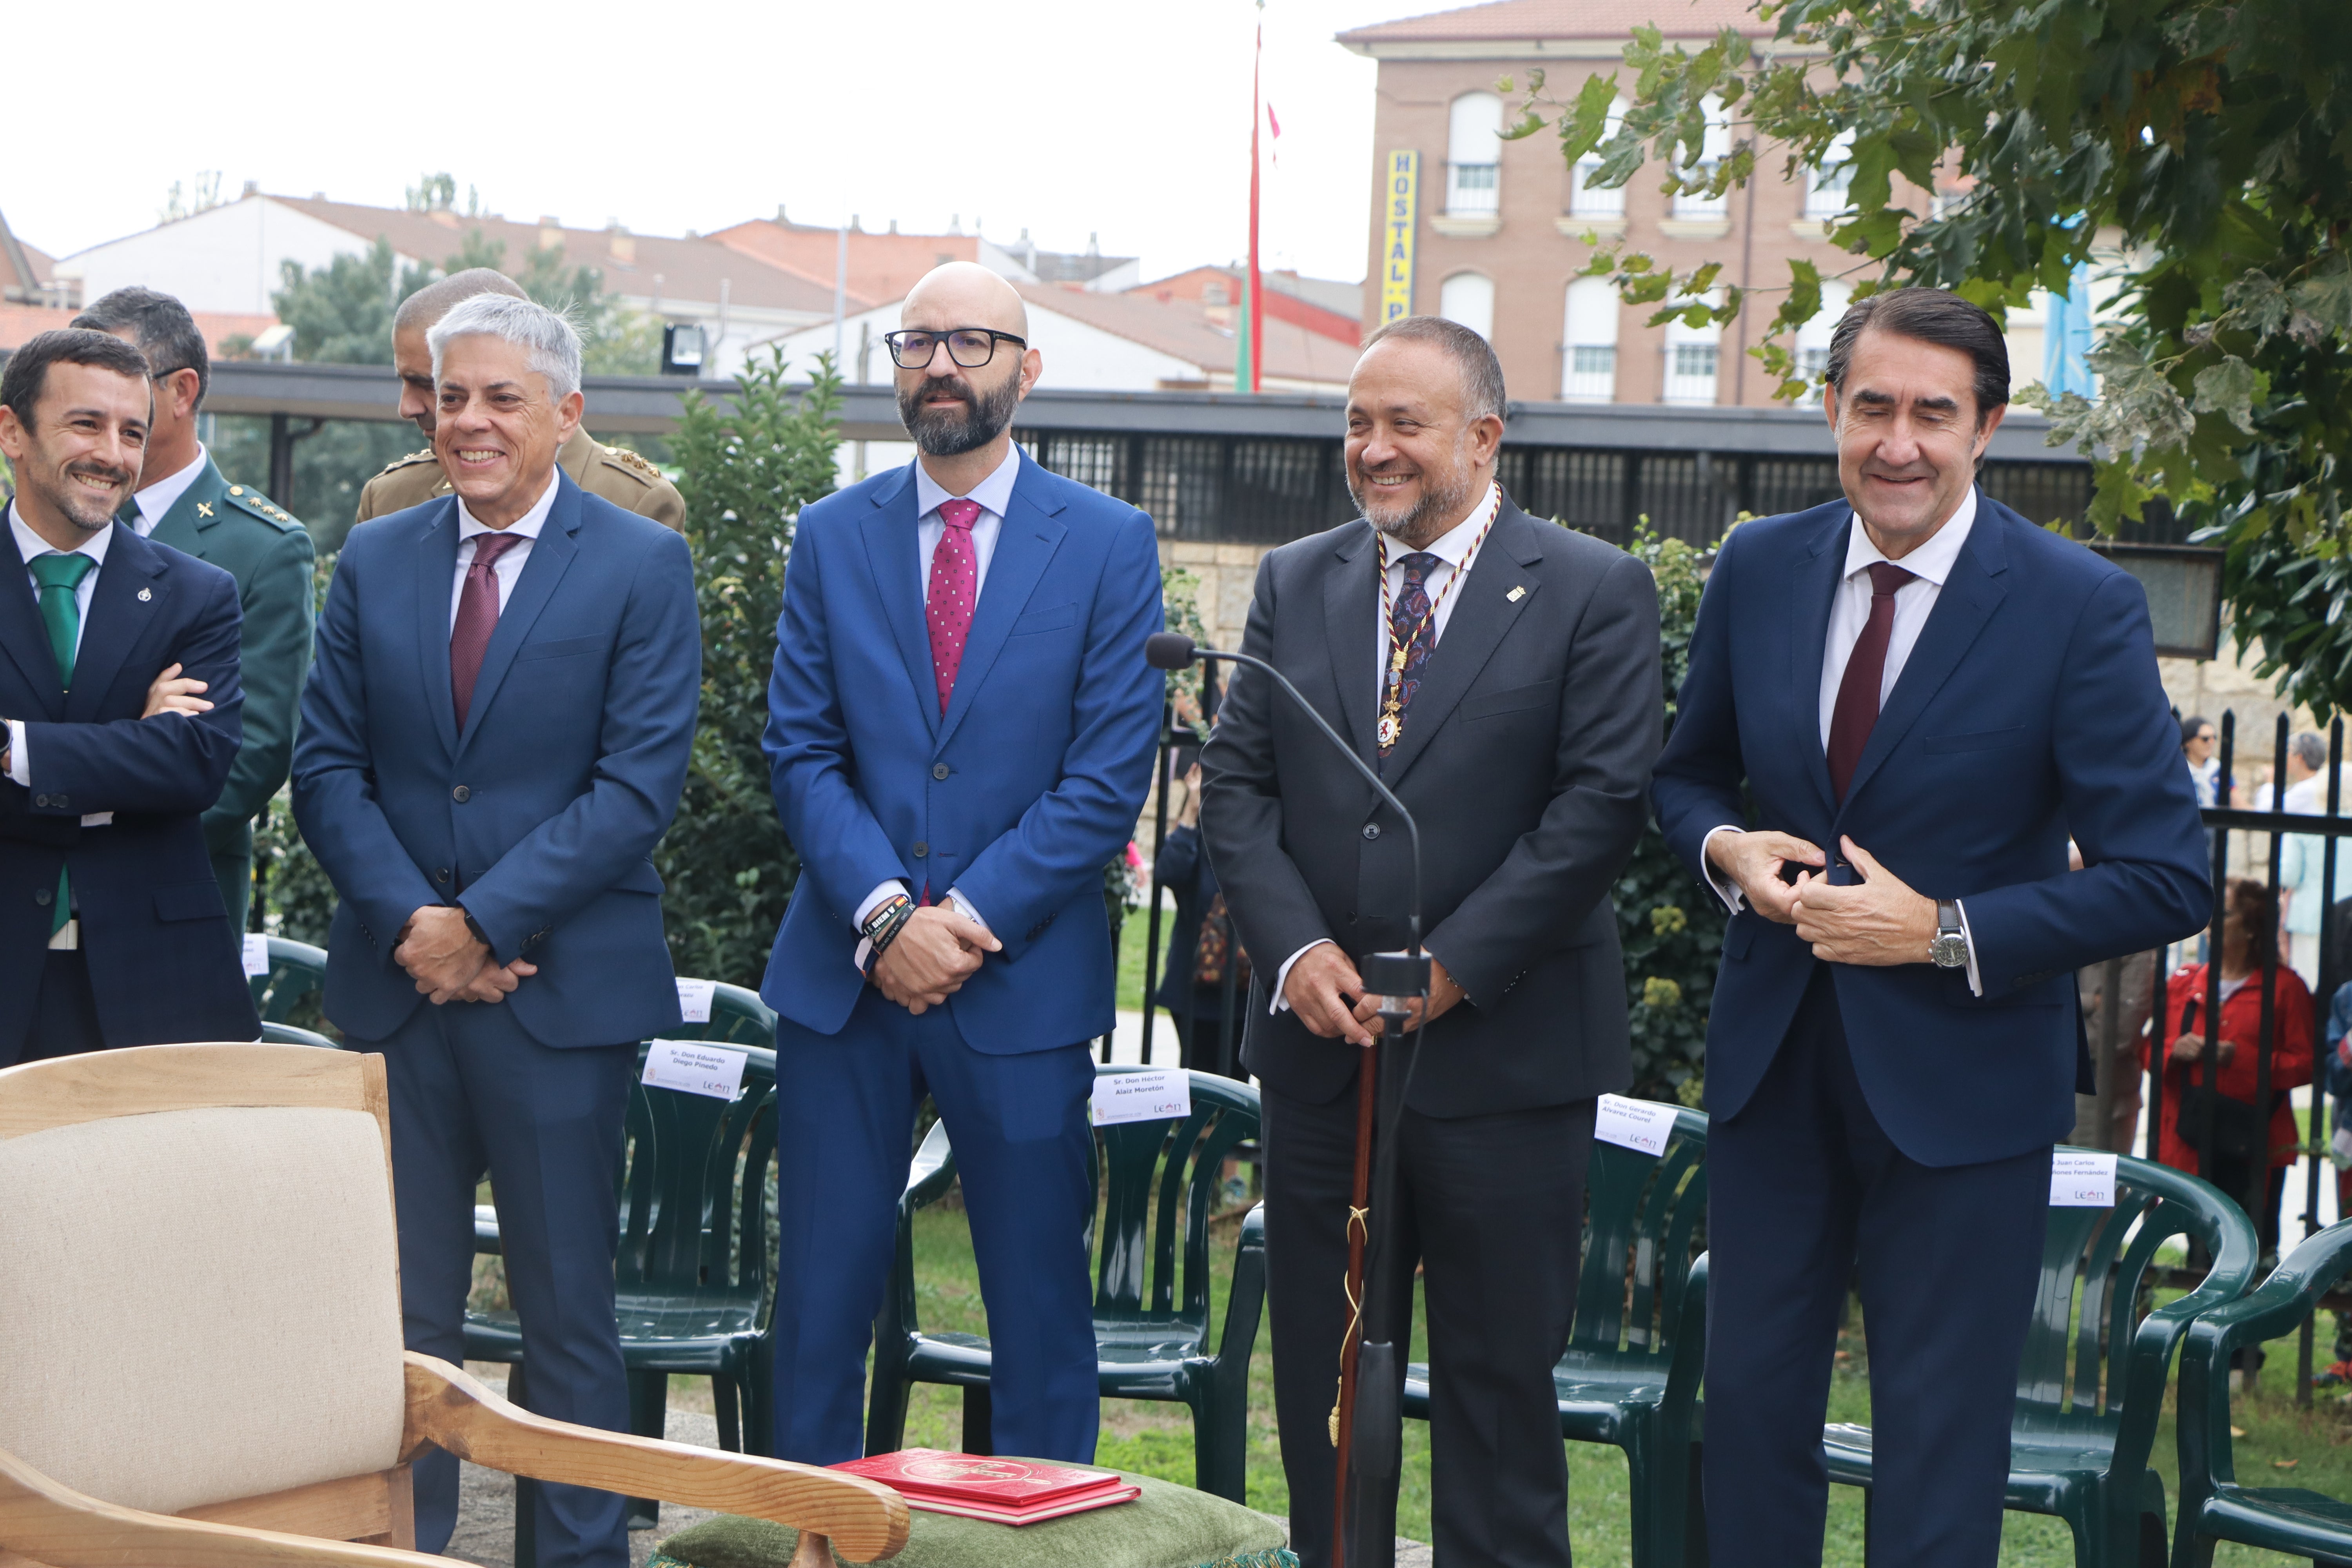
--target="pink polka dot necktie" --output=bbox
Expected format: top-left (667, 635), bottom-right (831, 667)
top-left (927, 499), bottom-right (981, 715)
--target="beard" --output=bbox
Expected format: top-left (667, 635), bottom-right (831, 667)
top-left (1348, 457), bottom-right (1480, 549)
top-left (900, 370), bottom-right (1021, 457)
top-left (34, 456), bottom-right (134, 535)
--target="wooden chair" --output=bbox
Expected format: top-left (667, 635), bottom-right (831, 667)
top-left (0, 1042), bottom-right (907, 1568)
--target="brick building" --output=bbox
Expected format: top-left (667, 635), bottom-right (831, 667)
top-left (1341, 0), bottom-right (1862, 408)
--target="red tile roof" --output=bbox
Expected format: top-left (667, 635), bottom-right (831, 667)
top-left (1018, 284), bottom-right (1358, 387)
top-left (1340, 0), bottom-right (1766, 44)
top-left (708, 220), bottom-right (979, 310)
top-left (1131, 267), bottom-right (1362, 346)
top-left (0, 304), bottom-right (279, 355)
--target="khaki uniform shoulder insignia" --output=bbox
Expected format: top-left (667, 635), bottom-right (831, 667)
top-left (600, 444), bottom-right (664, 485)
top-left (222, 483), bottom-right (305, 533)
top-left (376, 448), bottom-right (438, 477)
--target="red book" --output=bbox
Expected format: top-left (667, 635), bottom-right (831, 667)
top-left (831, 1450), bottom-right (1141, 1526)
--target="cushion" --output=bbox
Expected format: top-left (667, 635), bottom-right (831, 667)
top-left (653, 1468), bottom-right (1295, 1568)
top-left (0, 1106), bottom-right (407, 1514)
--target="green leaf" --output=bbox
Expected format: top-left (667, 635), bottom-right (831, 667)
top-left (2190, 357), bottom-right (2265, 435)
top-left (1556, 72), bottom-right (1624, 165)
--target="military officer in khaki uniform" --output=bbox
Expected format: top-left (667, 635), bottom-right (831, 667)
top-left (348, 267), bottom-right (683, 541)
top-left (75, 287), bottom-right (315, 931)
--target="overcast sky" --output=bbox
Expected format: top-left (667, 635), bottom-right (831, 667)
top-left (9, 0), bottom-right (1426, 288)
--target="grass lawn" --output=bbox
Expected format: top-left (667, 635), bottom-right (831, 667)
top-left (859, 1194), bottom-right (2352, 1564)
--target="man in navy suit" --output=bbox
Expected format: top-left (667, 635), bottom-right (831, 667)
top-left (294, 295), bottom-right (699, 1568)
top-left (0, 329), bottom-right (258, 1064)
top-left (1651, 289), bottom-right (2210, 1564)
top-left (762, 262), bottom-right (1162, 1465)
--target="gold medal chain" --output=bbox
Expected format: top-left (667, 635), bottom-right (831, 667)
top-left (1377, 491), bottom-right (1503, 694)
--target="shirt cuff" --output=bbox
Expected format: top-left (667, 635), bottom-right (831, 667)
top-left (1271, 939), bottom-right (1335, 1015)
top-left (851, 880), bottom-right (911, 975)
top-left (1700, 824), bottom-right (1747, 915)
top-left (6, 720), bottom-right (24, 788)
top-left (1953, 897), bottom-right (1984, 998)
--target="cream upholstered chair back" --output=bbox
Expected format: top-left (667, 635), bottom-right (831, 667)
top-left (0, 1044), bottom-right (408, 1517)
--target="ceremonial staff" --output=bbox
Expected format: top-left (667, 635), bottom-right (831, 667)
top-left (1145, 633), bottom-right (1428, 1568)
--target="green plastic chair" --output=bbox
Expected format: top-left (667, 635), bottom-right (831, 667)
top-left (469, 1034), bottom-right (779, 1552)
top-left (1822, 1151), bottom-right (2258, 1568)
top-left (669, 980), bottom-right (781, 1048)
top-left (2174, 1216), bottom-right (2352, 1567)
top-left (1399, 1102), bottom-right (1710, 1568)
top-left (249, 936), bottom-right (327, 1024)
top-left (258, 1021), bottom-right (340, 1048)
top-left (864, 1065), bottom-right (1268, 1502)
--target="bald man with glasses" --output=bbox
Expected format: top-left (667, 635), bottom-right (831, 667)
top-left (760, 261), bottom-right (1163, 1466)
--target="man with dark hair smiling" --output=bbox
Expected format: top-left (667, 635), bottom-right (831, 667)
top-left (0, 328), bottom-right (257, 1063)
top-left (760, 261), bottom-right (1162, 1467)
top-left (1203, 315), bottom-right (1661, 1567)
top-left (1653, 288), bottom-right (2211, 1563)
top-left (73, 285), bottom-right (314, 930)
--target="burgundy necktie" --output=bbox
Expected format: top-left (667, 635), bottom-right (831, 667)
top-left (927, 499), bottom-right (981, 715)
top-left (1825, 561), bottom-right (1916, 801)
top-left (451, 532), bottom-right (523, 730)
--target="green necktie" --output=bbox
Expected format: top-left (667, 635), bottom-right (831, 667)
top-left (28, 552), bottom-right (94, 935)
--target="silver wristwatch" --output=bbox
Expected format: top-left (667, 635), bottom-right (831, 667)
top-left (1929, 898), bottom-right (1969, 969)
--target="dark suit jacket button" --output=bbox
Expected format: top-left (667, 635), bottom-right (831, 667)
top-left (33, 795), bottom-right (46, 808)
top-left (913, 841), bottom-right (929, 858)
top-left (34, 889), bottom-right (51, 907)
top-left (452, 785), bottom-right (470, 803)
top-left (1362, 822), bottom-right (1381, 840)
top-left (933, 763), bottom-right (951, 780)
top-left (52, 795), bottom-right (65, 809)
top-left (435, 868), bottom-right (451, 883)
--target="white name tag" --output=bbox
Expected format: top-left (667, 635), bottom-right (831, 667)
top-left (1090, 1068), bottom-right (1192, 1128)
top-left (642, 1040), bottom-right (748, 1100)
top-left (675, 977), bottom-right (717, 1024)
top-left (241, 933), bottom-right (271, 978)
top-left (2051, 1150), bottom-right (2118, 1207)
top-left (1594, 1093), bottom-right (1674, 1157)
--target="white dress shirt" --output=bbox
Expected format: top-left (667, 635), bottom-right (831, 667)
top-left (851, 448), bottom-right (1026, 971)
top-left (1700, 489), bottom-right (1984, 993)
top-left (127, 445), bottom-right (210, 537)
top-left (5, 505), bottom-right (118, 828)
top-left (1271, 482), bottom-right (1502, 1014)
top-left (450, 471), bottom-right (558, 627)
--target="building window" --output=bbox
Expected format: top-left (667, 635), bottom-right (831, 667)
top-left (1568, 98), bottom-right (1629, 218)
top-left (1446, 93), bottom-right (1503, 216)
top-left (1561, 278), bottom-right (1619, 401)
top-left (1804, 130), bottom-right (1856, 221)
top-left (1793, 280), bottom-right (1853, 405)
top-left (1439, 272), bottom-right (1495, 340)
top-left (1663, 300), bottom-right (1722, 404)
top-left (1670, 96), bottom-right (1732, 220)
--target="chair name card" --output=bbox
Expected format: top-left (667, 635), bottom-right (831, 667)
top-left (1089, 1068), bottom-right (1191, 1128)
top-left (1594, 1093), bottom-right (1673, 1157)
top-left (241, 933), bottom-right (270, 978)
top-left (642, 1040), bottom-right (748, 1100)
top-left (675, 977), bottom-right (717, 1023)
top-left (2051, 1150), bottom-right (2118, 1207)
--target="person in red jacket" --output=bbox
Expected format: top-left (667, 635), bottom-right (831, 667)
top-left (2151, 876), bottom-right (2313, 1256)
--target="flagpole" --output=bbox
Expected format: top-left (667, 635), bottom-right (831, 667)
top-left (1246, 2), bottom-right (1265, 394)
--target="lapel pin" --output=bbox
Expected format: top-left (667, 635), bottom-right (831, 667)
top-left (137, 588), bottom-right (152, 602)
top-left (1506, 585), bottom-right (1526, 603)
top-left (195, 502), bottom-right (214, 519)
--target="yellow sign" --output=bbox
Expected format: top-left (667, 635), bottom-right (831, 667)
top-left (1380, 151), bottom-right (1418, 323)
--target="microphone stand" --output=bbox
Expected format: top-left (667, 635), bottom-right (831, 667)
top-left (1150, 635), bottom-right (1425, 1568)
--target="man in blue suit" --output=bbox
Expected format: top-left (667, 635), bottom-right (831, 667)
top-left (294, 296), bottom-right (699, 1568)
top-left (762, 262), bottom-right (1163, 1465)
top-left (0, 328), bottom-right (258, 1064)
top-left (1652, 289), bottom-right (2211, 1565)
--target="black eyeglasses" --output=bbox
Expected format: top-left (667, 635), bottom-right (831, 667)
top-left (883, 328), bottom-right (1027, 370)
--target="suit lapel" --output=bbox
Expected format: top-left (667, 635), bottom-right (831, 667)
top-left (934, 462), bottom-right (1068, 756)
top-left (65, 528), bottom-right (168, 722)
top-left (0, 549), bottom-right (63, 716)
top-left (1323, 523), bottom-right (1380, 768)
top-left (412, 497), bottom-right (463, 758)
top-left (1838, 495), bottom-right (2010, 812)
top-left (1381, 503), bottom-right (1546, 784)
top-left (859, 465), bottom-right (939, 742)
top-left (457, 475), bottom-right (583, 756)
top-left (1791, 509), bottom-right (1849, 815)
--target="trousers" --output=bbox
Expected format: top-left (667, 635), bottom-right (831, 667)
top-left (1704, 964), bottom-right (2051, 1567)
top-left (0, 949), bottom-right (105, 1067)
top-left (372, 999), bottom-right (637, 1568)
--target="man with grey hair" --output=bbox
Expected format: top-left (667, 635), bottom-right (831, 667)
top-left (349, 267), bottom-right (681, 546)
top-left (294, 293), bottom-right (701, 1568)
top-left (1202, 315), bottom-right (1663, 1566)
top-left (71, 285), bottom-right (314, 929)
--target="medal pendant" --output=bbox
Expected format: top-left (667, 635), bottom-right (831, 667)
top-left (1376, 711), bottom-right (1402, 749)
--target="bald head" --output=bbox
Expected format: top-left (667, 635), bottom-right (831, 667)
top-left (394, 269), bottom-right (531, 436)
top-left (904, 261), bottom-right (1027, 338)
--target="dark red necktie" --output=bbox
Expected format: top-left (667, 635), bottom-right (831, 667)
top-left (451, 532), bottom-right (523, 729)
top-left (1826, 561), bottom-right (1915, 800)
